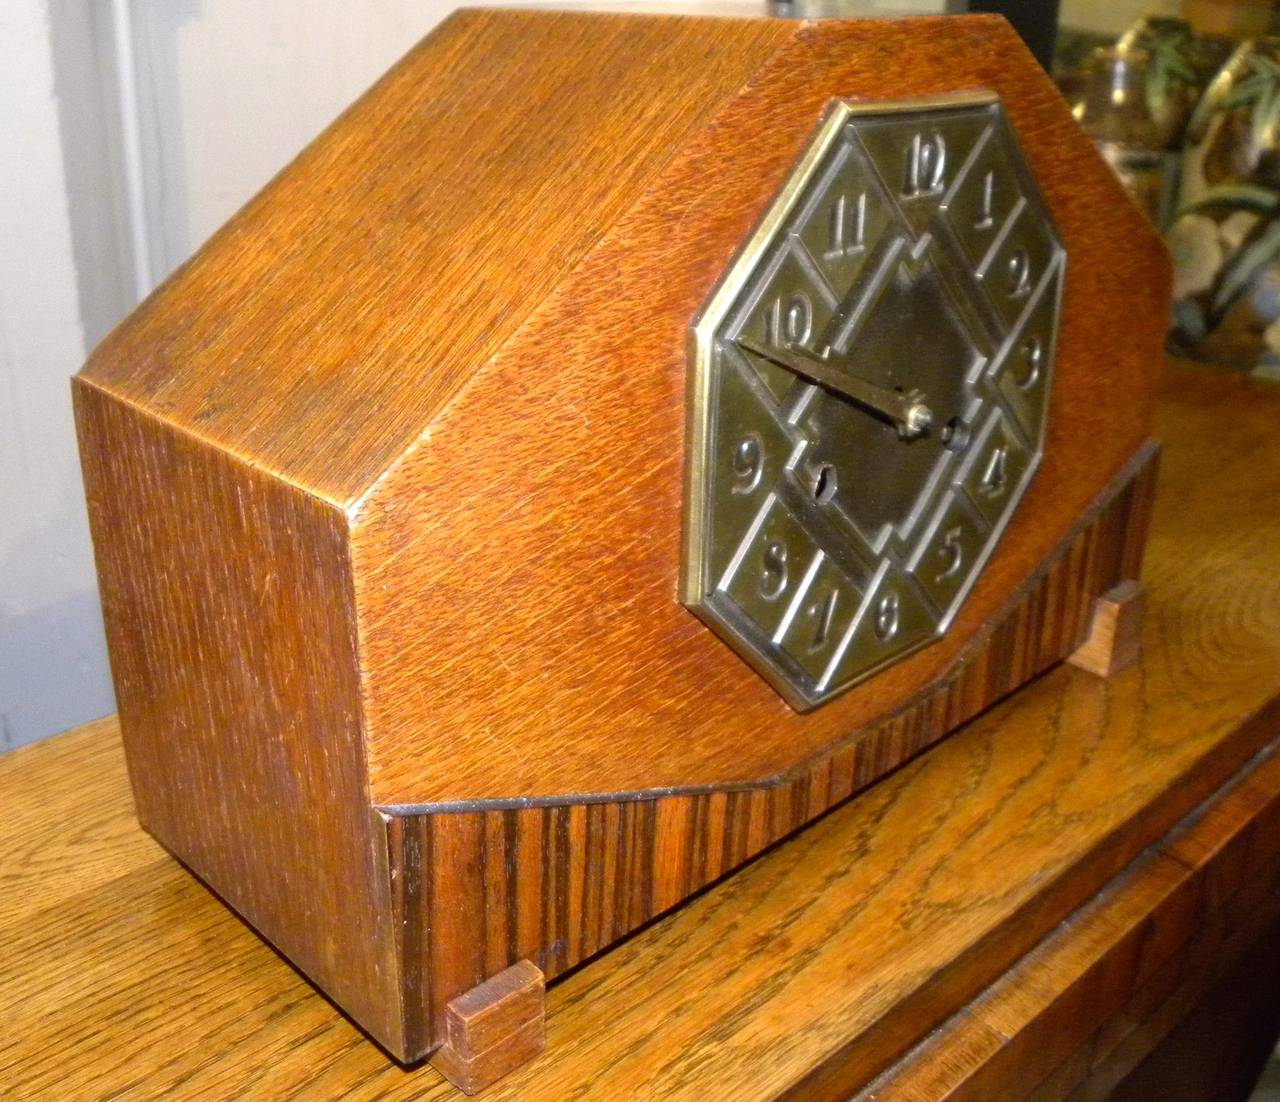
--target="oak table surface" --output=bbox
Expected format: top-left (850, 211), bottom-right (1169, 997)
top-left (4, 360), bottom-right (1280, 1101)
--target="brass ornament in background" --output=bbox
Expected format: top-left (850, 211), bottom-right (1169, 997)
top-left (1169, 37), bottom-right (1280, 377)
top-left (682, 94), bottom-right (1064, 711)
top-left (1072, 46), bottom-right (1167, 224)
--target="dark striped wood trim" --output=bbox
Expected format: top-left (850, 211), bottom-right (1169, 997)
top-left (382, 442), bottom-right (1160, 1059)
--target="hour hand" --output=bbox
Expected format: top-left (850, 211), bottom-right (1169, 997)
top-left (737, 336), bottom-right (932, 439)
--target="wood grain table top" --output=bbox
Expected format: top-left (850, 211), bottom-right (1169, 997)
top-left (4, 360), bottom-right (1280, 1100)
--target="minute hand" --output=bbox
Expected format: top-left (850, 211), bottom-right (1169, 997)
top-left (738, 337), bottom-right (932, 438)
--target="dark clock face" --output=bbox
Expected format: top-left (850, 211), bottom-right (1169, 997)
top-left (682, 94), bottom-right (1064, 711)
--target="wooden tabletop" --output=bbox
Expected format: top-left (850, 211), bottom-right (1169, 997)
top-left (4, 360), bottom-right (1280, 1101)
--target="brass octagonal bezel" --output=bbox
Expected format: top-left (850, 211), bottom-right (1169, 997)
top-left (681, 91), bottom-right (1064, 712)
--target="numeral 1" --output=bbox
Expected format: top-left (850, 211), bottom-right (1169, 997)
top-left (806, 588), bottom-right (838, 652)
top-left (975, 170), bottom-right (996, 230)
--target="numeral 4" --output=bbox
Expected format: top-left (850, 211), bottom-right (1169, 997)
top-left (981, 446), bottom-right (1009, 497)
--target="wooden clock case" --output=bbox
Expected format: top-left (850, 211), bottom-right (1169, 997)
top-left (73, 8), bottom-right (1170, 1088)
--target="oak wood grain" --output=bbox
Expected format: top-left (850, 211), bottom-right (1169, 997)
top-left (73, 379), bottom-right (402, 1051)
top-left (431, 960), bottom-right (546, 1094)
top-left (1067, 579), bottom-right (1145, 677)
top-left (348, 13), bottom-right (1171, 805)
top-left (9, 363), bottom-right (1280, 1099)
top-left (853, 739), bottom-right (1280, 1102)
top-left (77, 10), bottom-right (1171, 810)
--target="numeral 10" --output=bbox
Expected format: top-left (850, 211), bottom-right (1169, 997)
top-left (764, 291), bottom-right (813, 349)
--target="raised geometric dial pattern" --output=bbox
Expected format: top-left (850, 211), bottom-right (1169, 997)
top-left (682, 93), bottom-right (1064, 711)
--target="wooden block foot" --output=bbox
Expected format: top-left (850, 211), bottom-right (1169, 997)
top-left (430, 960), bottom-right (545, 1094)
top-left (1068, 579), bottom-right (1145, 678)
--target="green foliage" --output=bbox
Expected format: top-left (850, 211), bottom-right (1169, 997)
top-left (1220, 54), bottom-right (1280, 154)
top-left (1211, 216), bottom-right (1280, 321)
top-left (1181, 183), bottom-right (1280, 219)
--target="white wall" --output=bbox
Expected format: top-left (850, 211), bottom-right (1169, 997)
top-left (1, 0), bottom-right (456, 752)
top-left (130, 0), bottom-right (456, 282)
top-left (0, 1), bottom-right (116, 751)
top-left (133, 0), bottom-right (949, 278)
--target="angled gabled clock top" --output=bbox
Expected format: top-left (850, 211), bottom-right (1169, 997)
top-left (79, 10), bottom-right (799, 506)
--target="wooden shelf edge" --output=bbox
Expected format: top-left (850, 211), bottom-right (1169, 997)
top-left (845, 729), bottom-right (1280, 1102)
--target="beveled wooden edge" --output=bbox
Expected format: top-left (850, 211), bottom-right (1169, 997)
top-left (73, 373), bottom-right (409, 1057)
top-left (375, 440), bottom-right (1160, 815)
top-left (75, 9), bottom-right (807, 508)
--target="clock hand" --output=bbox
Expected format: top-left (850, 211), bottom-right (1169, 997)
top-left (737, 337), bottom-right (933, 438)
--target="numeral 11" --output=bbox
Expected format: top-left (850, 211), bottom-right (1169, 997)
top-left (826, 192), bottom-right (867, 259)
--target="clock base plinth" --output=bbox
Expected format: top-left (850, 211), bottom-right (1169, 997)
top-left (381, 441), bottom-right (1161, 1068)
top-left (1068, 579), bottom-right (1145, 678)
top-left (429, 960), bottom-right (546, 1094)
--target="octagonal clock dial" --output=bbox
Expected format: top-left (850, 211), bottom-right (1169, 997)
top-left (682, 92), bottom-right (1064, 711)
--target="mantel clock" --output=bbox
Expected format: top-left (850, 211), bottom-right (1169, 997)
top-left (75, 9), bottom-right (1170, 1094)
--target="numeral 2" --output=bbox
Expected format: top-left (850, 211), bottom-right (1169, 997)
top-left (1007, 249), bottom-right (1032, 298)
